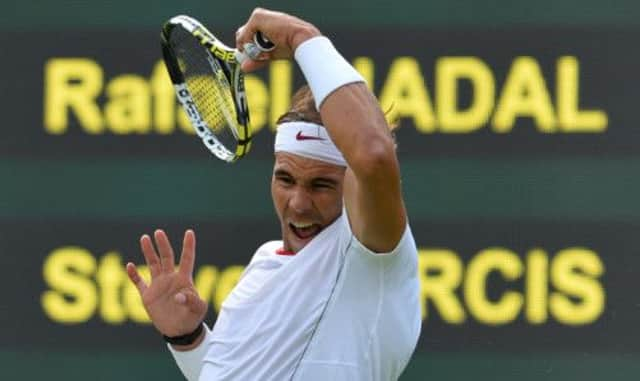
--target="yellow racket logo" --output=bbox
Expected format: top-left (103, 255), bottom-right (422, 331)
top-left (192, 28), bottom-right (237, 63)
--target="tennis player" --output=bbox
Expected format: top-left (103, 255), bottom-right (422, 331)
top-left (126, 8), bottom-right (420, 381)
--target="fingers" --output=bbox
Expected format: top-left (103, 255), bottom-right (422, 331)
top-left (240, 58), bottom-right (270, 73)
top-left (126, 262), bottom-right (148, 294)
top-left (178, 229), bottom-right (196, 277)
top-left (235, 25), bottom-right (253, 53)
top-left (140, 229), bottom-right (196, 279)
top-left (235, 9), bottom-right (265, 51)
top-left (140, 234), bottom-right (161, 278)
top-left (154, 229), bottom-right (176, 274)
top-left (235, 8), bottom-right (292, 60)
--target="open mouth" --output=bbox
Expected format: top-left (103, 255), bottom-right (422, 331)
top-left (289, 222), bottom-right (322, 240)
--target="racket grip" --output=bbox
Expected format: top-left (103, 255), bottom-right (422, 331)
top-left (254, 32), bottom-right (275, 51)
top-left (241, 32), bottom-right (276, 61)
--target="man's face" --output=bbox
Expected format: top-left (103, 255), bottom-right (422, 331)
top-left (271, 152), bottom-right (345, 253)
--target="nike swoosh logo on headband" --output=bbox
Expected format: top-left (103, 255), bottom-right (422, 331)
top-left (296, 131), bottom-right (325, 141)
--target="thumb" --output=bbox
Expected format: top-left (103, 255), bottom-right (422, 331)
top-left (174, 289), bottom-right (207, 315)
top-left (241, 58), bottom-right (270, 73)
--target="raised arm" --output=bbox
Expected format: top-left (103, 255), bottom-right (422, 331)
top-left (322, 84), bottom-right (405, 252)
top-left (237, 9), bottom-right (406, 252)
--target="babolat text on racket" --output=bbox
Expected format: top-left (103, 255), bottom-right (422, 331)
top-left (161, 15), bottom-right (274, 162)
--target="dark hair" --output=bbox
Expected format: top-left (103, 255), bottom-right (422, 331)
top-left (276, 85), bottom-right (323, 125)
top-left (276, 85), bottom-right (398, 147)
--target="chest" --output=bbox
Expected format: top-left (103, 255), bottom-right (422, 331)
top-left (212, 247), bottom-right (345, 344)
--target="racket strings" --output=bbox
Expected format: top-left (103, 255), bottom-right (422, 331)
top-left (170, 29), bottom-right (240, 150)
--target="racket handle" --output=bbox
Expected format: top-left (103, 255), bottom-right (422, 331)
top-left (235, 32), bottom-right (276, 64)
top-left (244, 32), bottom-right (276, 60)
top-left (254, 32), bottom-right (275, 51)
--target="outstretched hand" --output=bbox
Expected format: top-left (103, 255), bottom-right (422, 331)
top-left (126, 229), bottom-right (207, 338)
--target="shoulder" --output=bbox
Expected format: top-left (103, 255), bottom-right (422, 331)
top-left (253, 240), bottom-right (283, 257)
top-left (244, 240), bottom-right (284, 267)
top-left (345, 221), bottom-right (418, 264)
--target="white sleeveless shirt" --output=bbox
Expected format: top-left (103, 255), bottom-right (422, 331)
top-left (170, 213), bottom-right (421, 381)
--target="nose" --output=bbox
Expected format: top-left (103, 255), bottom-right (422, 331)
top-left (288, 187), bottom-right (313, 214)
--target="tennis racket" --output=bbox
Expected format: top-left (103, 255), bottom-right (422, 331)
top-left (161, 15), bottom-right (274, 162)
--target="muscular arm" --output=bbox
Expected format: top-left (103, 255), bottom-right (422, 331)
top-left (320, 83), bottom-right (406, 253)
top-left (236, 8), bottom-right (406, 252)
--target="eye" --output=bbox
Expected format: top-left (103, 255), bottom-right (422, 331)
top-left (276, 175), bottom-right (294, 185)
top-left (312, 181), bottom-right (333, 190)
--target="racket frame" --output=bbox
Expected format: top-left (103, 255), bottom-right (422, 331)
top-left (161, 15), bottom-right (252, 162)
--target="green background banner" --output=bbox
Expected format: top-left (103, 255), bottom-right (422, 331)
top-left (1, 1), bottom-right (639, 380)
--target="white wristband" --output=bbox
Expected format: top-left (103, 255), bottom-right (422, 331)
top-left (294, 36), bottom-right (365, 109)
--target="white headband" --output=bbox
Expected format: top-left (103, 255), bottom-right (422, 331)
top-left (274, 121), bottom-right (347, 167)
